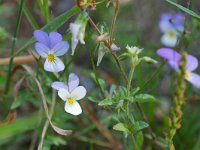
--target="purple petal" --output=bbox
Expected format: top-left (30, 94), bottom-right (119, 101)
top-left (53, 41), bottom-right (69, 56)
top-left (186, 72), bottom-right (200, 89)
top-left (185, 55), bottom-right (198, 71)
top-left (168, 60), bottom-right (179, 71)
top-left (44, 57), bottom-right (65, 72)
top-left (51, 81), bottom-right (68, 91)
top-left (33, 30), bottom-right (49, 47)
top-left (35, 42), bottom-right (49, 57)
top-left (49, 32), bottom-right (62, 48)
top-left (156, 48), bottom-right (181, 61)
top-left (157, 48), bottom-right (181, 70)
top-left (159, 13), bottom-right (173, 32)
top-left (68, 73), bottom-right (79, 92)
top-left (173, 13), bottom-right (184, 32)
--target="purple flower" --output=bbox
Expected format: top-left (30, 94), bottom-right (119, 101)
top-left (159, 13), bottom-right (184, 47)
top-left (157, 48), bottom-right (200, 88)
top-left (51, 73), bottom-right (87, 115)
top-left (34, 30), bottom-right (69, 72)
top-left (111, 43), bottom-right (120, 51)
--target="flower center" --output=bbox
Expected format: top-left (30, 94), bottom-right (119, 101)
top-left (167, 30), bottom-right (175, 38)
top-left (67, 98), bottom-right (74, 105)
top-left (47, 53), bottom-right (55, 62)
top-left (184, 71), bottom-right (190, 79)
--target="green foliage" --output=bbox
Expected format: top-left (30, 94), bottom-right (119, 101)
top-left (11, 89), bottom-right (36, 109)
top-left (166, 0), bottom-right (200, 21)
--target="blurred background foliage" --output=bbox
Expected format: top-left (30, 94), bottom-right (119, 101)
top-left (0, 0), bottom-right (200, 150)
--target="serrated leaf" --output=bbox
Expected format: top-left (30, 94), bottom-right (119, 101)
top-left (113, 123), bottom-right (130, 133)
top-left (166, 0), bottom-right (200, 21)
top-left (134, 94), bottom-right (159, 103)
top-left (98, 98), bottom-right (113, 106)
top-left (130, 121), bottom-right (149, 133)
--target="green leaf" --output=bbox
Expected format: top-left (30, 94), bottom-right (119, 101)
top-left (87, 96), bottom-right (98, 103)
top-left (11, 89), bottom-right (35, 109)
top-left (15, 6), bottom-right (80, 55)
top-left (98, 98), bottom-right (113, 106)
top-left (118, 53), bottom-right (129, 61)
top-left (134, 94), bottom-right (159, 103)
top-left (166, 0), bottom-right (200, 21)
top-left (0, 113), bottom-right (38, 145)
top-left (113, 123), bottom-right (130, 133)
top-left (135, 131), bottom-right (144, 149)
top-left (97, 42), bottom-right (108, 66)
top-left (130, 87), bottom-right (140, 96)
top-left (130, 121), bottom-right (149, 133)
top-left (17, 0), bottom-right (39, 29)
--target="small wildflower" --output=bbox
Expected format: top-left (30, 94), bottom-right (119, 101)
top-left (70, 12), bottom-right (88, 55)
top-left (159, 13), bottom-right (184, 47)
top-left (34, 30), bottom-right (69, 72)
top-left (111, 43), bottom-right (120, 51)
top-left (126, 45), bottom-right (143, 56)
top-left (157, 48), bottom-right (200, 88)
top-left (51, 73), bottom-right (87, 115)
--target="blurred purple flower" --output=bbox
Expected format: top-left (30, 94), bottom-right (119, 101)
top-left (111, 43), bottom-right (120, 51)
top-left (34, 30), bottom-right (69, 72)
top-left (157, 48), bottom-right (200, 88)
top-left (69, 12), bottom-right (88, 55)
top-left (51, 73), bottom-right (87, 115)
top-left (159, 13), bottom-right (184, 47)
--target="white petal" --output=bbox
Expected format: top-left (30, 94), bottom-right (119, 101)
top-left (71, 86), bottom-right (87, 100)
top-left (64, 101), bottom-right (82, 115)
top-left (161, 31), bottom-right (178, 47)
top-left (44, 57), bottom-right (65, 72)
top-left (185, 72), bottom-right (200, 89)
top-left (58, 88), bottom-right (70, 101)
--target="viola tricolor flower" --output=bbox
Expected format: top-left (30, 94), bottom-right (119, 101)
top-left (34, 30), bottom-right (69, 72)
top-left (51, 73), bottom-right (87, 115)
top-left (70, 12), bottom-right (88, 55)
top-left (157, 48), bottom-right (200, 88)
top-left (159, 13), bottom-right (184, 47)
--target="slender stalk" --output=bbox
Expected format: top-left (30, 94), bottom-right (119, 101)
top-left (38, 90), bottom-right (57, 150)
top-left (88, 45), bottom-right (106, 98)
top-left (88, 16), bottom-right (128, 84)
top-left (4, 0), bottom-right (24, 94)
top-left (109, 0), bottom-right (119, 44)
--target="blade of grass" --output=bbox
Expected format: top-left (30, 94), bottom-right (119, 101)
top-left (4, 0), bottom-right (25, 94)
top-left (17, 0), bottom-right (39, 29)
top-left (37, 0), bottom-right (50, 23)
top-left (166, 0), bottom-right (200, 21)
top-left (15, 6), bottom-right (79, 56)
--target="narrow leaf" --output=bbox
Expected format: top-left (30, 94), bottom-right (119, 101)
top-left (166, 0), bottom-right (200, 21)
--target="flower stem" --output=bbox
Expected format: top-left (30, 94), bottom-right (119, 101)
top-left (4, 0), bottom-right (24, 94)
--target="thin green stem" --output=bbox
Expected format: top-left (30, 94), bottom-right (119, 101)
top-left (88, 45), bottom-right (106, 98)
top-left (4, 0), bottom-right (24, 94)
